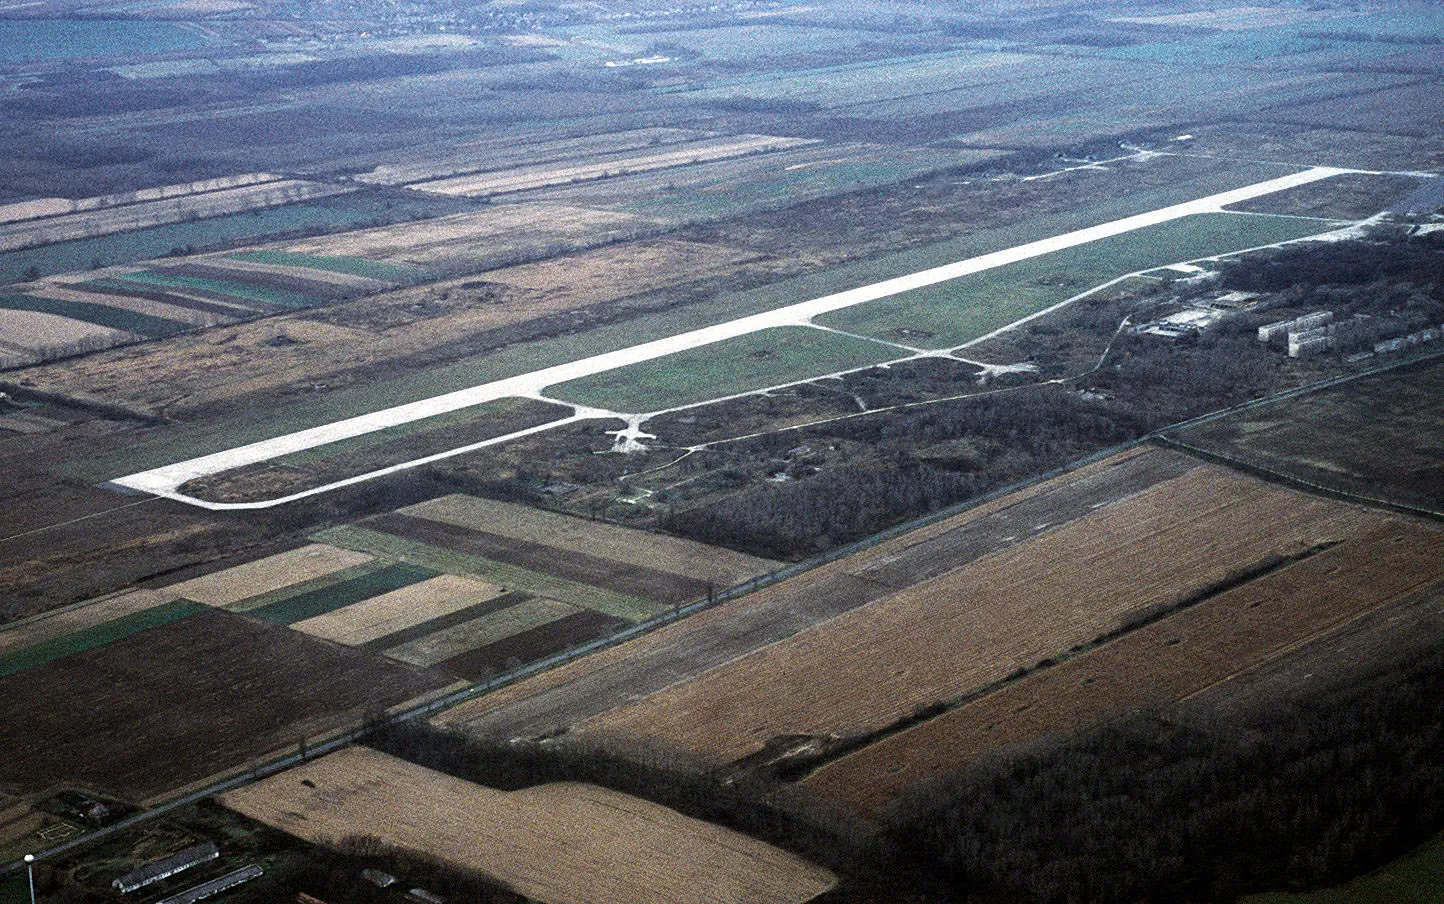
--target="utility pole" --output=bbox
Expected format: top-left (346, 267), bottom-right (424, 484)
top-left (24, 854), bottom-right (35, 904)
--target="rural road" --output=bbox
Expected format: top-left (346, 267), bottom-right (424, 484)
top-left (110, 165), bottom-right (1354, 509)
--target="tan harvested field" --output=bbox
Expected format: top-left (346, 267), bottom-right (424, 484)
top-left (166, 543), bottom-right (374, 607)
top-left (0, 180), bottom-right (349, 252)
top-left (0, 588), bottom-right (173, 656)
top-left (401, 495), bottom-right (780, 587)
top-left (802, 518), bottom-right (1444, 813)
top-left (219, 746), bottom-right (837, 904)
top-left (0, 174), bottom-right (278, 226)
top-left (0, 307), bottom-right (130, 354)
top-left (384, 597), bottom-right (579, 668)
top-left (357, 127), bottom-right (704, 186)
top-left (437, 448), bottom-right (1204, 740)
top-left (32, 285), bottom-right (230, 328)
top-left (409, 135), bottom-right (816, 198)
top-left (482, 238), bottom-right (778, 301)
top-left (573, 464), bottom-right (1381, 764)
top-left (289, 574), bottom-right (504, 646)
top-left (283, 202), bottom-right (654, 267)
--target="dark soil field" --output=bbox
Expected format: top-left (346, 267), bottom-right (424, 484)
top-left (365, 512), bottom-right (711, 606)
top-left (436, 609), bottom-right (628, 681)
top-left (0, 608), bottom-right (452, 804)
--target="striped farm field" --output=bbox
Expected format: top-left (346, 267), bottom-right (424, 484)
top-left (368, 513), bottom-right (712, 608)
top-left (398, 495), bottom-right (780, 592)
top-left (383, 596), bottom-right (580, 668)
top-left (290, 574), bottom-right (505, 646)
top-left (245, 562), bottom-right (439, 626)
top-left (0, 600), bottom-right (205, 679)
top-left (407, 134), bottom-right (816, 198)
top-left (219, 747), bottom-right (836, 904)
top-left (225, 250), bottom-right (429, 284)
top-left (32, 284), bottom-right (232, 327)
top-left (0, 293), bottom-right (190, 338)
top-left (166, 543), bottom-right (374, 608)
top-left (437, 609), bottom-right (627, 680)
top-left (802, 519), bottom-right (1444, 813)
top-left (315, 525), bottom-right (656, 621)
top-left (0, 307), bottom-right (129, 362)
top-left (572, 461), bottom-right (1386, 764)
top-left (0, 588), bottom-right (176, 657)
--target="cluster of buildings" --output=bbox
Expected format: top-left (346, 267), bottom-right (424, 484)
top-left (1258, 310), bottom-right (1444, 359)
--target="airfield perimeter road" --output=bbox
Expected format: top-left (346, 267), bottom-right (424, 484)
top-left (110, 166), bottom-right (1351, 510)
top-left (438, 447), bottom-right (1196, 742)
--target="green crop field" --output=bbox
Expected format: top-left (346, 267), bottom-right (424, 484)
top-left (818, 212), bottom-right (1339, 348)
top-left (0, 293), bottom-right (190, 338)
top-left (111, 269), bottom-right (317, 308)
top-left (550, 326), bottom-right (898, 412)
top-left (247, 562), bottom-right (439, 626)
top-left (0, 600), bottom-right (204, 679)
top-left (1244, 830), bottom-right (1444, 903)
top-left (226, 250), bottom-right (429, 283)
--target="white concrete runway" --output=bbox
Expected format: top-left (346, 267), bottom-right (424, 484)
top-left (109, 165), bottom-right (1353, 509)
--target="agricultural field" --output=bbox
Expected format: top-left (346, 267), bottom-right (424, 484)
top-left (0, 180), bottom-right (352, 253)
top-left (1171, 354), bottom-right (1444, 513)
top-left (407, 134), bottom-right (817, 199)
top-left (279, 202), bottom-right (658, 271)
top-left (0, 606), bottom-right (454, 803)
top-left (353, 127), bottom-right (707, 186)
top-left (218, 746), bottom-right (837, 904)
top-left (802, 518), bottom-right (1444, 813)
top-left (437, 447), bottom-right (1205, 740)
top-left (568, 454), bottom-right (1383, 765)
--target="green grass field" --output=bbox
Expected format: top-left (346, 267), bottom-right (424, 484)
top-left (0, 293), bottom-right (191, 338)
top-left (1244, 831), bottom-right (1444, 903)
top-left (110, 269), bottom-right (316, 308)
top-left (818, 213), bottom-right (1338, 348)
top-left (0, 600), bottom-right (204, 679)
top-left (226, 250), bottom-right (429, 283)
top-left (549, 326), bottom-right (898, 412)
top-left (247, 562), bottom-right (439, 625)
top-left (276, 397), bottom-right (569, 468)
top-left (314, 525), bottom-right (663, 621)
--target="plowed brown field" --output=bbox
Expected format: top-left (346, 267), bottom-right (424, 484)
top-left (219, 746), bottom-right (836, 904)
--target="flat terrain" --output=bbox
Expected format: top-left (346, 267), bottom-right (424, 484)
top-left (570, 455), bottom-right (1382, 764)
top-left (437, 447), bottom-right (1200, 739)
top-left (0, 608), bottom-right (453, 803)
top-left (802, 518), bottom-right (1444, 813)
top-left (218, 746), bottom-right (837, 904)
top-left (1172, 354), bottom-right (1444, 512)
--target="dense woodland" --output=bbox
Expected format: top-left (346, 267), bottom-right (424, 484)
top-left (883, 616), bottom-right (1444, 903)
